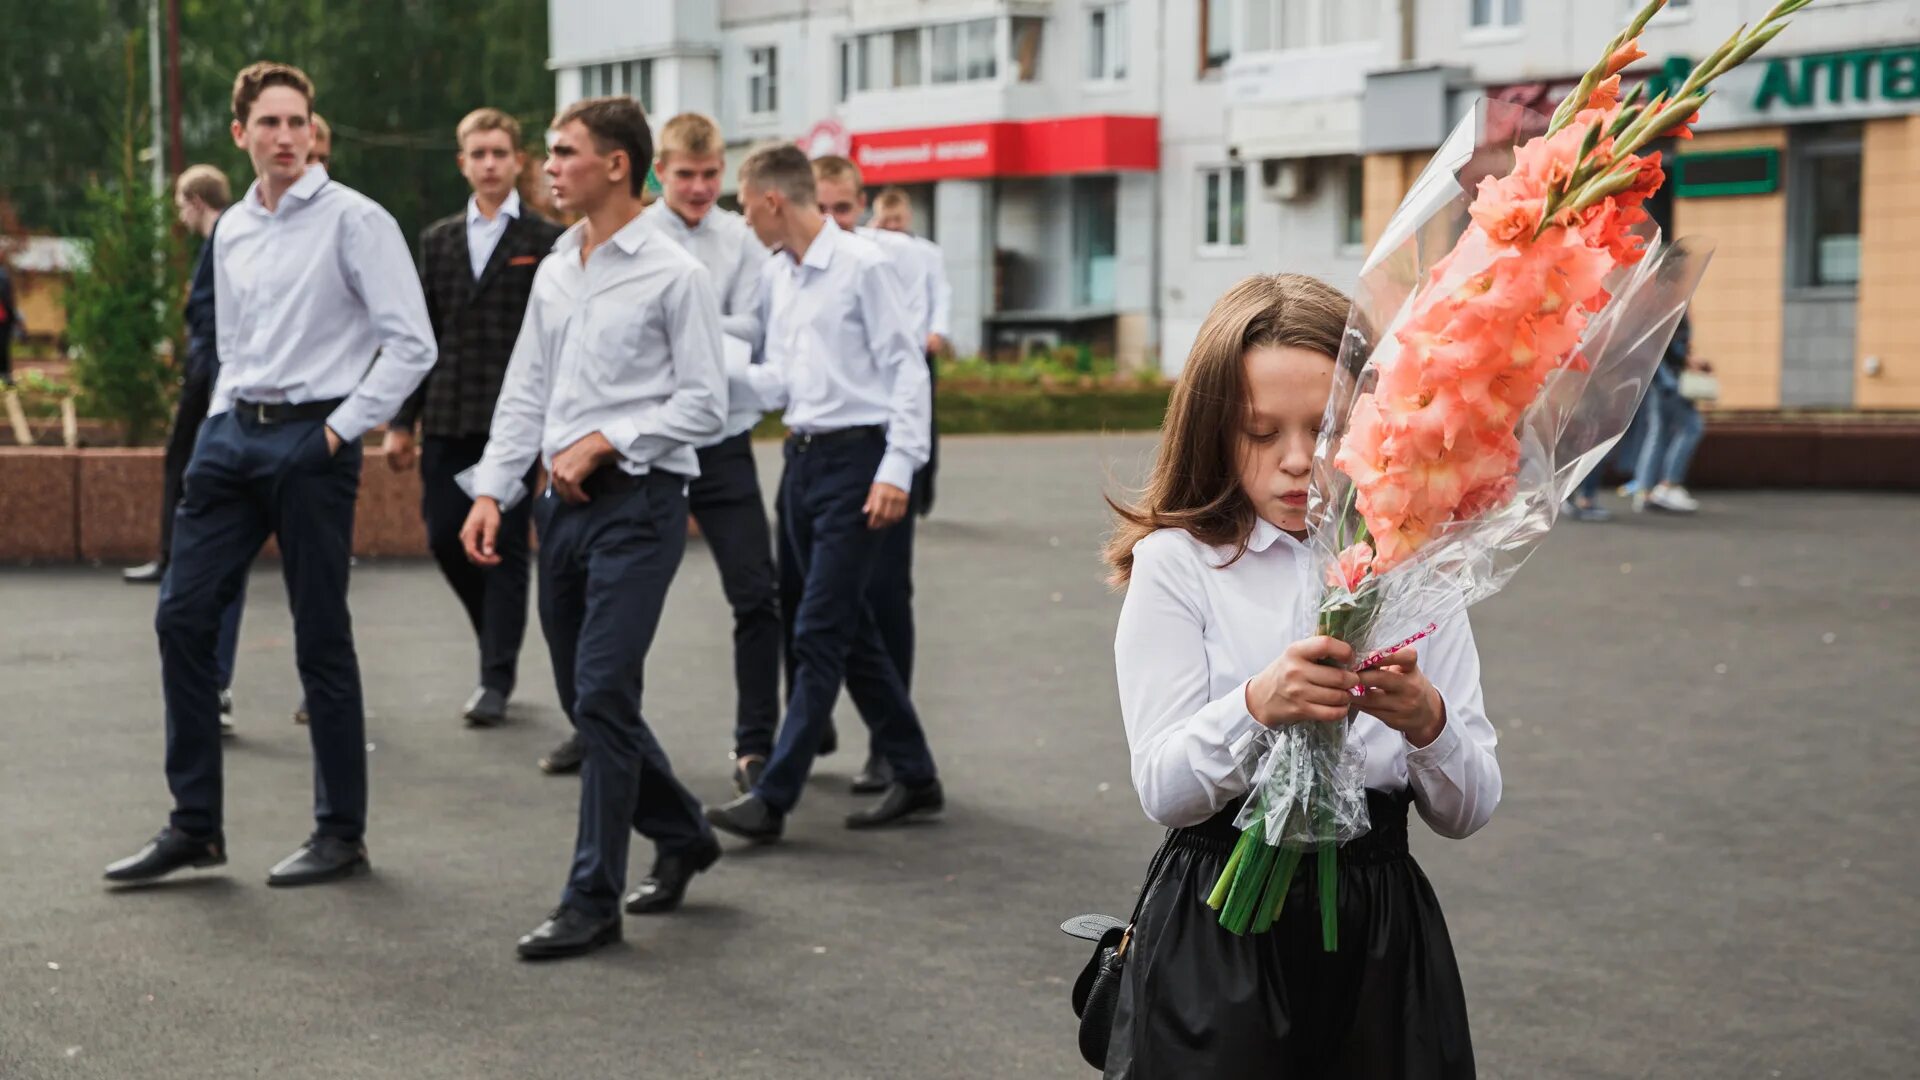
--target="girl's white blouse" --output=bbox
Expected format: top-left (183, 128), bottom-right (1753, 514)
top-left (1115, 519), bottom-right (1502, 836)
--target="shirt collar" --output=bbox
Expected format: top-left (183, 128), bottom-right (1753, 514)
top-left (551, 210), bottom-right (652, 259)
top-left (1246, 516), bottom-right (1308, 554)
top-left (609, 210), bottom-right (652, 255)
top-left (795, 217), bottom-right (841, 272)
top-left (648, 201), bottom-right (707, 236)
top-left (245, 164), bottom-right (329, 216)
top-left (467, 189), bottom-right (521, 227)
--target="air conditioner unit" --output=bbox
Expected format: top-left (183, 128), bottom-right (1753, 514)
top-left (1260, 158), bottom-right (1316, 203)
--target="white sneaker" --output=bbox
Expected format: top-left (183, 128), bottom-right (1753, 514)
top-left (219, 689), bottom-right (235, 736)
top-left (1630, 488), bottom-right (1649, 513)
top-left (1648, 484), bottom-right (1699, 513)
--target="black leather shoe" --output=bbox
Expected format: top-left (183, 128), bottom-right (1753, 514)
top-left (540, 732), bottom-right (584, 774)
top-left (463, 686), bottom-right (507, 728)
top-left (732, 754), bottom-right (766, 795)
top-left (517, 906), bottom-right (622, 960)
top-left (846, 780), bottom-right (945, 830)
top-left (705, 793), bottom-right (784, 842)
top-left (624, 838), bottom-right (722, 915)
top-left (818, 724), bottom-right (839, 758)
top-left (266, 836), bottom-right (368, 887)
top-left (123, 561), bottom-right (165, 584)
top-left (104, 827), bottom-right (226, 883)
top-left (850, 752), bottom-right (894, 795)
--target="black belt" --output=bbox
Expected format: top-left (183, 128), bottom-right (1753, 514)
top-left (235, 398), bottom-right (344, 424)
top-left (786, 425), bottom-right (883, 452)
top-left (579, 465), bottom-right (687, 500)
top-left (1169, 789), bottom-right (1414, 866)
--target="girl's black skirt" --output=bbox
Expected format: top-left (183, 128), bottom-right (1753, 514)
top-left (1103, 788), bottom-right (1475, 1079)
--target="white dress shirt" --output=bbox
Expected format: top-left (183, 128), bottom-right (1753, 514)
top-left (857, 226), bottom-right (931, 340)
top-left (1114, 517), bottom-right (1502, 838)
top-left (212, 165), bottom-right (436, 442)
top-left (643, 201), bottom-right (769, 441)
top-left (459, 213), bottom-right (726, 511)
top-left (917, 235), bottom-right (952, 339)
top-left (742, 220), bottom-right (930, 493)
top-left (465, 189), bottom-right (520, 279)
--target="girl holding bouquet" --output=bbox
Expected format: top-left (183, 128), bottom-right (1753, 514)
top-left (1102, 274), bottom-right (1502, 1078)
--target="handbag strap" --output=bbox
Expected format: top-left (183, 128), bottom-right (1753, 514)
top-left (1115, 832), bottom-right (1179, 955)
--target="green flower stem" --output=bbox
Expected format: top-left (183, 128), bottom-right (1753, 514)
top-left (1208, 827), bottom-right (1254, 910)
top-left (1318, 841), bottom-right (1340, 952)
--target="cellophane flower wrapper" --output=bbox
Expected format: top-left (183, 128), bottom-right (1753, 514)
top-left (1218, 99), bottom-right (1714, 939)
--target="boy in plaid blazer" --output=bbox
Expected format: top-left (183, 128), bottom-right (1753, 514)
top-left (385, 107), bottom-right (563, 729)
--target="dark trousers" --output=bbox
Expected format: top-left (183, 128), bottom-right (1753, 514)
top-left (756, 430), bottom-right (938, 813)
top-left (161, 369), bottom-right (244, 689)
top-left (777, 460), bottom-right (921, 723)
top-left (867, 513), bottom-right (915, 689)
top-left (535, 474), bottom-right (712, 921)
top-left (421, 434), bottom-right (531, 695)
top-left (157, 411), bottom-right (365, 840)
top-left (690, 431), bottom-right (782, 759)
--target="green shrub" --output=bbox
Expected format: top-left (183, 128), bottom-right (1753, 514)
top-left (64, 178), bottom-right (181, 445)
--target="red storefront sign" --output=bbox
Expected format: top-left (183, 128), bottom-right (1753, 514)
top-left (845, 114), bottom-right (1159, 184)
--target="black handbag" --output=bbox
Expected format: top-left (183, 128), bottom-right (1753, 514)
top-left (1061, 838), bottom-right (1175, 1070)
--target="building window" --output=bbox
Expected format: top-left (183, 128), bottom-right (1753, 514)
top-left (1088, 3), bottom-right (1128, 81)
top-left (1342, 158), bottom-right (1366, 250)
top-left (894, 28), bottom-right (923, 87)
top-left (1073, 177), bottom-right (1119, 307)
top-left (579, 59), bottom-right (653, 107)
top-left (1201, 165), bottom-right (1246, 250)
top-left (748, 46), bottom-right (777, 116)
top-left (1201, 0), bottom-right (1232, 72)
top-left (842, 17), bottom-right (1031, 97)
top-left (931, 23), bottom-right (961, 84)
top-left (1245, 0), bottom-right (1376, 52)
top-left (963, 18), bottom-right (997, 81)
top-left (1797, 139), bottom-right (1862, 288)
top-left (1010, 16), bottom-right (1045, 82)
top-left (1469, 0), bottom-right (1524, 30)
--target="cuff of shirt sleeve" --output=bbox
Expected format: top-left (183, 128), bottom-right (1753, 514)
top-left (324, 405), bottom-right (374, 445)
top-left (1217, 679), bottom-right (1267, 760)
top-left (1404, 704), bottom-right (1461, 773)
top-left (875, 450), bottom-right (917, 494)
top-left (457, 464), bottom-right (529, 513)
top-left (600, 418), bottom-right (641, 460)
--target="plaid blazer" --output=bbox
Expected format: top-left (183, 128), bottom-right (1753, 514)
top-left (395, 208), bottom-right (564, 438)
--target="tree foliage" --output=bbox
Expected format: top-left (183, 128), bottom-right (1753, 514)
top-left (0, 0), bottom-right (553, 247)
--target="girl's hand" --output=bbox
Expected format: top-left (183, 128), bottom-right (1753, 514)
top-left (1354, 648), bottom-right (1446, 747)
top-left (1245, 636), bottom-right (1357, 729)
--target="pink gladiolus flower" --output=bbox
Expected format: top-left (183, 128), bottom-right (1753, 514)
top-left (1468, 173), bottom-right (1546, 245)
top-left (1604, 41), bottom-right (1647, 76)
top-left (1328, 543), bottom-right (1373, 592)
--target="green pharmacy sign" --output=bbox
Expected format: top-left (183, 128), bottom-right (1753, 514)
top-left (1752, 46), bottom-right (1920, 109)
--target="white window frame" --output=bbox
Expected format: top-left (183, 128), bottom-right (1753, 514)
top-left (1339, 157), bottom-right (1367, 256)
top-left (1465, 0), bottom-right (1525, 44)
top-left (843, 17), bottom-right (1020, 96)
top-left (1242, 1), bottom-right (1379, 55)
top-left (578, 59), bottom-right (652, 107)
top-left (1087, 2), bottom-right (1129, 83)
top-left (747, 46), bottom-right (778, 117)
top-left (1198, 164), bottom-right (1247, 256)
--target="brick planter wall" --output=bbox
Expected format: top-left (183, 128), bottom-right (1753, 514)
top-left (0, 445), bottom-right (432, 565)
top-left (3, 420), bottom-right (1914, 565)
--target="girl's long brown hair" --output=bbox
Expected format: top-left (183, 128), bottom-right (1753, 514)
top-left (1105, 273), bottom-right (1352, 585)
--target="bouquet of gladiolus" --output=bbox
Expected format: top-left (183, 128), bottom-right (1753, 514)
top-left (1208, 0), bottom-right (1813, 944)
